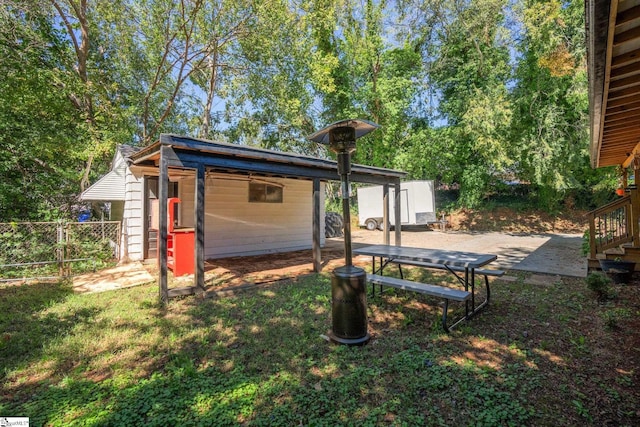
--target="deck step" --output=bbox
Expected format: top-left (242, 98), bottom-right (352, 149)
top-left (603, 247), bottom-right (625, 256)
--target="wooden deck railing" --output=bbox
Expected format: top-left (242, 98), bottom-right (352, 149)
top-left (587, 195), bottom-right (633, 258)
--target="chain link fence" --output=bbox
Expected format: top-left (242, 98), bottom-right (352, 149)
top-left (0, 221), bottom-right (121, 281)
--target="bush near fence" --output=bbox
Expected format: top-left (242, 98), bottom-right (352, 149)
top-left (0, 221), bottom-right (121, 280)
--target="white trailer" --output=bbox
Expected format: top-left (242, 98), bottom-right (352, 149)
top-left (357, 180), bottom-right (437, 230)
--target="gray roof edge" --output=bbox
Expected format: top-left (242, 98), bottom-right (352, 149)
top-left (134, 134), bottom-right (406, 178)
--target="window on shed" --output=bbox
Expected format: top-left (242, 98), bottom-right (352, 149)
top-left (249, 182), bottom-right (283, 203)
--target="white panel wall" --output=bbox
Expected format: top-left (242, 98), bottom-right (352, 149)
top-left (122, 168), bottom-right (144, 261)
top-left (179, 176), bottom-right (325, 259)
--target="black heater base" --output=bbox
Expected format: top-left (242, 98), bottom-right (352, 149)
top-left (328, 265), bottom-right (370, 346)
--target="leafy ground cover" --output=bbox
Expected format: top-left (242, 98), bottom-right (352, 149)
top-left (1, 265), bottom-right (638, 426)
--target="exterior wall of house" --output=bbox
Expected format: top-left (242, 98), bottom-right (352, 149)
top-left (122, 166), bottom-right (145, 261)
top-left (116, 167), bottom-right (328, 261)
top-left (79, 150), bottom-right (127, 201)
top-left (178, 176), bottom-right (326, 259)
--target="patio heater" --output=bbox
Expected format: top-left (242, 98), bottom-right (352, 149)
top-left (308, 119), bottom-right (379, 345)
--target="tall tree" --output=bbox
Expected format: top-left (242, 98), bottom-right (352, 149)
top-left (0, 3), bottom-right (86, 219)
top-left (48, 0), bottom-right (118, 191)
top-left (510, 0), bottom-right (595, 209)
top-left (219, 0), bottom-right (321, 153)
top-left (423, 0), bottom-right (512, 207)
top-left (306, 0), bottom-right (422, 167)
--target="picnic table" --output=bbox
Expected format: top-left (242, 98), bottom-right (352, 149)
top-left (353, 244), bottom-right (503, 332)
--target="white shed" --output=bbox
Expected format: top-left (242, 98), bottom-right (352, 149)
top-left (82, 135), bottom-right (407, 299)
top-left (81, 147), bottom-right (329, 263)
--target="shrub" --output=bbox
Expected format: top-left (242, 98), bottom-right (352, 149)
top-left (581, 229), bottom-right (590, 257)
top-left (585, 272), bottom-right (611, 301)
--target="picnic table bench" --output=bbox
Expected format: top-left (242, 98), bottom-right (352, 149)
top-left (366, 273), bottom-right (472, 332)
top-left (354, 245), bottom-right (502, 332)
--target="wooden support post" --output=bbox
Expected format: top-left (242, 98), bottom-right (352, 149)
top-left (632, 165), bottom-right (640, 247)
top-left (383, 183), bottom-right (390, 246)
top-left (588, 212), bottom-right (597, 259)
top-left (312, 179), bottom-right (322, 272)
top-left (159, 145), bottom-right (169, 303)
top-left (394, 180), bottom-right (401, 246)
top-left (195, 164), bottom-right (206, 293)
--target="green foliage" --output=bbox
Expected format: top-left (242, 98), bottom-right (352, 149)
top-left (2, 272), bottom-right (639, 425)
top-left (0, 5), bottom-right (88, 220)
top-left (581, 229), bottom-right (590, 257)
top-left (601, 307), bottom-right (632, 330)
top-left (585, 272), bottom-right (611, 301)
top-left (0, 0), bottom-right (618, 219)
top-left (0, 222), bottom-right (117, 279)
top-left (0, 277), bottom-right (535, 426)
top-left (508, 0), bottom-right (597, 210)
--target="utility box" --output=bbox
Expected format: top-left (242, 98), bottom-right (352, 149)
top-left (357, 180), bottom-right (437, 230)
top-left (160, 198), bottom-right (195, 276)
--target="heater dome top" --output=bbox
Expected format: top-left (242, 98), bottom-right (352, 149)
top-left (307, 119), bottom-right (379, 145)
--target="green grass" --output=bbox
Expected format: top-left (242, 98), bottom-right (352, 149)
top-left (1, 271), bottom-right (639, 426)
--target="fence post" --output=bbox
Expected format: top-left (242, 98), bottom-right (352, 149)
top-left (115, 220), bottom-right (121, 261)
top-left (57, 221), bottom-right (65, 277)
top-left (121, 217), bottom-right (128, 262)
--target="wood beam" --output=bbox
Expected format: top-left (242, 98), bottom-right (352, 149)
top-left (604, 118), bottom-right (640, 132)
top-left (616, 5), bottom-right (640, 27)
top-left (606, 100), bottom-right (640, 116)
top-left (602, 132), bottom-right (640, 144)
top-left (600, 155), bottom-right (620, 166)
top-left (608, 73), bottom-right (640, 90)
top-left (606, 85), bottom-right (640, 101)
top-left (602, 139), bottom-right (639, 149)
top-left (195, 164), bottom-right (205, 293)
top-left (601, 149), bottom-right (637, 160)
top-left (159, 145), bottom-right (169, 303)
top-left (602, 142), bottom-right (639, 152)
top-left (604, 108), bottom-right (640, 122)
top-left (312, 179), bottom-right (321, 273)
top-left (603, 142), bottom-right (639, 153)
top-left (383, 184), bottom-right (389, 246)
top-left (622, 142), bottom-right (640, 167)
top-left (604, 127), bottom-right (639, 137)
top-left (603, 133), bottom-right (640, 144)
top-left (610, 61), bottom-right (640, 79)
top-left (612, 47), bottom-right (640, 68)
top-left (613, 25), bottom-right (640, 47)
top-left (394, 181), bottom-right (401, 246)
top-left (606, 92), bottom-right (640, 107)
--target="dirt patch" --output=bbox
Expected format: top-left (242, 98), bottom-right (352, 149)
top-left (199, 241), bottom-right (370, 290)
top-left (445, 207), bottom-right (588, 233)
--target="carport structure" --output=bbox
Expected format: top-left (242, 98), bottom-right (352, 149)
top-left (129, 134), bottom-right (407, 301)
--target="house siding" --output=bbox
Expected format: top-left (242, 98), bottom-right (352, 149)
top-left (79, 150), bottom-right (127, 201)
top-left (179, 177), bottom-right (326, 259)
top-left (122, 167), bottom-right (144, 261)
